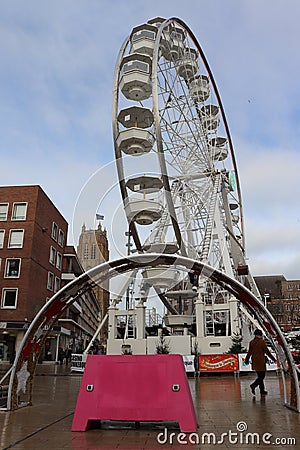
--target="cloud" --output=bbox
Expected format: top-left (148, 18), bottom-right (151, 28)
top-left (236, 141), bottom-right (300, 277)
top-left (238, 144), bottom-right (300, 213)
top-left (0, 150), bottom-right (98, 234)
top-left (0, 0), bottom-right (299, 282)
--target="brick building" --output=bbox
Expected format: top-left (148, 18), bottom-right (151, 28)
top-left (0, 186), bottom-right (101, 363)
top-left (255, 275), bottom-right (300, 331)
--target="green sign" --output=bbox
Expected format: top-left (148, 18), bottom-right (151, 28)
top-left (230, 171), bottom-right (237, 191)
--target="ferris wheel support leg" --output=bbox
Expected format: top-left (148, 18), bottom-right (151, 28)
top-left (229, 298), bottom-right (240, 335)
top-left (136, 303), bottom-right (146, 339)
top-left (195, 297), bottom-right (205, 339)
top-left (84, 314), bottom-right (108, 355)
top-left (107, 305), bottom-right (118, 341)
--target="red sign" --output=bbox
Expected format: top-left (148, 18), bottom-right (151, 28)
top-left (199, 354), bottom-right (239, 372)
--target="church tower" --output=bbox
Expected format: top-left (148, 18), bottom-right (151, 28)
top-left (77, 223), bottom-right (109, 342)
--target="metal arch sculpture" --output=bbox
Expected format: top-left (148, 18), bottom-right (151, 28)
top-left (5, 253), bottom-right (300, 411)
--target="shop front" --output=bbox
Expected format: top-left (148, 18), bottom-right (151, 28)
top-left (0, 321), bottom-right (29, 363)
top-left (40, 326), bottom-right (73, 363)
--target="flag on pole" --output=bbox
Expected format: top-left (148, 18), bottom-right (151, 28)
top-left (96, 214), bottom-right (104, 220)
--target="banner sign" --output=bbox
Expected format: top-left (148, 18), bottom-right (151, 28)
top-left (182, 355), bottom-right (195, 372)
top-left (71, 353), bottom-right (87, 372)
top-left (70, 353), bottom-right (278, 373)
top-left (199, 354), bottom-right (238, 372)
top-left (238, 353), bottom-right (278, 372)
top-left (71, 354), bottom-right (196, 373)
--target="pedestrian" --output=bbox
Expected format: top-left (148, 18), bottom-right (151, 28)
top-left (65, 347), bottom-right (72, 365)
top-left (97, 345), bottom-right (104, 355)
top-left (58, 346), bottom-right (65, 365)
top-left (245, 329), bottom-right (276, 396)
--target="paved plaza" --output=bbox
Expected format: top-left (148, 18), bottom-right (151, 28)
top-left (1, 364), bottom-right (300, 449)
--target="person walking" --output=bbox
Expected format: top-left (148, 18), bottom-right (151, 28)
top-left (58, 346), bottom-right (65, 365)
top-left (245, 329), bottom-right (276, 396)
top-left (65, 347), bottom-right (72, 365)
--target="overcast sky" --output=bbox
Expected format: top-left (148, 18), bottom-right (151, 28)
top-left (0, 0), bottom-right (299, 279)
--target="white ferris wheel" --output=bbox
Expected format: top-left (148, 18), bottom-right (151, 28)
top-left (111, 17), bottom-right (260, 353)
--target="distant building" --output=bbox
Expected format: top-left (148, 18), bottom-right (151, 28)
top-left (255, 275), bottom-right (300, 331)
top-left (0, 185), bottom-right (101, 363)
top-left (77, 223), bottom-right (110, 342)
top-left (59, 246), bottom-right (101, 354)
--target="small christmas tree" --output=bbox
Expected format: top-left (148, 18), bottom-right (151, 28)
top-left (227, 332), bottom-right (246, 354)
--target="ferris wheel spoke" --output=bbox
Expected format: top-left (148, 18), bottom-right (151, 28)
top-left (157, 65), bottom-right (212, 167)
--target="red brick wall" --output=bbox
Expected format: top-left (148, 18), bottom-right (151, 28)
top-left (0, 185), bottom-right (68, 322)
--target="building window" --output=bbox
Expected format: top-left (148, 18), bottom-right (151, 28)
top-left (204, 310), bottom-right (230, 337)
top-left (49, 246), bottom-right (56, 265)
top-left (1, 288), bottom-right (18, 309)
top-left (11, 203), bottom-right (27, 221)
top-left (47, 272), bottom-right (54, 291)
top-left (91, 243), bottom-right (96, 259)
top-left (56, 252), bottom-right (62, 270)
top-left (58, 229), bottom-right (64, 247)
top-left (0, 204), bottom-right (9, 221)
top-left (8, 230), bottom-right (24, 248)
top-left (5, 259), bottom-right (21, 278)
top-left (52, 223), bottom-right (58, 241)
top-left (84, 243), bottom-right (89, 259)
top-left (0, 230), bottom-right (5, 248)
top-left (54, 277), bottom-right (61, 293)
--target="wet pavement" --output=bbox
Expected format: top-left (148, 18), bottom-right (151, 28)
top-left (1, 364), bottom-right (300, 449)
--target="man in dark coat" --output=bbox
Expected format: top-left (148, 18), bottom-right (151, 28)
top-left (245, 329), bottom-right (276, 396)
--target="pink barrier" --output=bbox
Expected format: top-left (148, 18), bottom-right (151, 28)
top-left (72, 354), bottom-right (197, 432)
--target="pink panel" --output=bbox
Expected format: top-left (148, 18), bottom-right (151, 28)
top-left (72, 354), bottom-right (197, 432)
